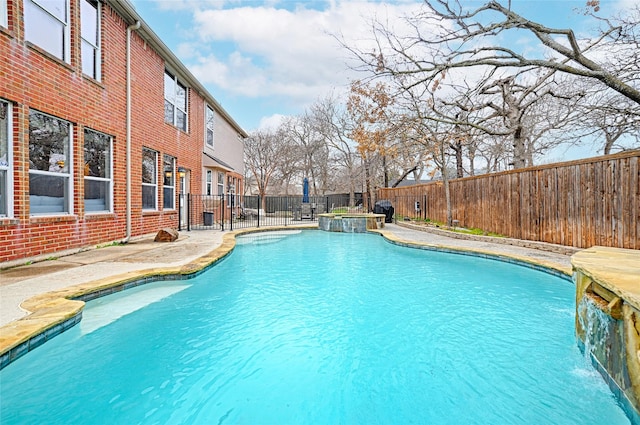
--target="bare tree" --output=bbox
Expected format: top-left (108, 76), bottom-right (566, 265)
top-left (390, 124), bottom-right (430, 186)
top-left (396, 88), bottom-right (458, 225)
top-left (473, 69), bottom-right (584, 167)
top-left (244, 127), bottom-right (295, 210)
top-left (282, 114), bottom-right (331, 196)
top-left (350, 1), bottom-right (640, 105)
top-left (309, 95), bottom-right (362, 206)
top-left (337, 0), bottom-right (640, 174)
top-left (270, 144), bottom-right (302, 196)
top-left (573, 86), bottom-right (640, 154)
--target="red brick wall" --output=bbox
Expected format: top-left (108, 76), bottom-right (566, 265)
top-left (0, 1), bottom-right (210, 263)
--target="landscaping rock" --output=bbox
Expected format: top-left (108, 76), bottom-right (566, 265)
top-left (154, 228), bottom-right (179, 242)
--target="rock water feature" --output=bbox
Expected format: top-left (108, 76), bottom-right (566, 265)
top-left (318, 213), bottom-right (385, 233)
top-left (573, 246), bottom-right (640, 419)
top-left (577, 295), bottom-right (613, 364)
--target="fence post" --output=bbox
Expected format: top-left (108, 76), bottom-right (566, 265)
top-left (221, 196), bottom-right (225, 231)
top-left (178, 194), bottom-right (183, 231)
top-left (229, 194), bottom-right (234, 231)
top-left (257, 195), bottom-right (261, 228)
top-left (187, 194), bottom-right (191, 231)
top-left (394, 195), bottom-right (397, 224)
top-left (423, 194), bottom-right (427, 221)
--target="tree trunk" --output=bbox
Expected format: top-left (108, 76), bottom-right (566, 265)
top-left (260, 193), bottom-right (267, 213)
top-left (364, 158), bottom-right (372, 212)
top-left (603, 130), bottom-right (623, 155)
top-left (443, 171), bottom-right (452, 227)
top-left (468, 144), bottom-right (476, 176)
top-left (512, 126), bottom-right (527, 169)
top-left (438, 144), bottom-right (453, 227)
top-left (604, 135), bottom-right (613, 155)
top-left (451, 139), bottom-right (464, 178)
top-left (382, 155), bottom-right (389, 188)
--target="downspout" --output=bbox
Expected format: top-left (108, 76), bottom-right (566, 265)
top-left (123, 20), bottom-right (141, 243)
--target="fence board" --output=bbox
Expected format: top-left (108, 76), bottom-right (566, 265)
top-left (378, 150), bottom-right (640, 249)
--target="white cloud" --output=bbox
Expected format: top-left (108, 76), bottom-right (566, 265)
top-left (176, 42), bottom-right (198, 60)
top-left (258, 113), bottom-right (288, 130)
top-left (182, 1), bottom-right (422, 102)
top-left (189, 51), bottom-right (268, 96)
top-left (615, 0), bottom-right (640, 12)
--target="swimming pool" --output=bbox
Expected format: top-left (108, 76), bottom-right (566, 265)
top-left (0, 230), bottom-right (632, 424)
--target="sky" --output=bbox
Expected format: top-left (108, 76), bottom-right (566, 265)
top-left (128, 0), bottom-right (636, 160)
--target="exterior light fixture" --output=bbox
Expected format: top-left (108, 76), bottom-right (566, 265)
top-left (178, 167), bottom-right (186, 178)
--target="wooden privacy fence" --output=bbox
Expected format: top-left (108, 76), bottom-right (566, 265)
top-left (378, 150), bottom-right (640, 250)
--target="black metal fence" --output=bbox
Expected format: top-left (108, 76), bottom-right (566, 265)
top-left (179, 193), bottom-right (364, 231)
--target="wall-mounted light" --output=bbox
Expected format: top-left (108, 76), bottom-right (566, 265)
top-left (178, 167), bottom-right (186, 178)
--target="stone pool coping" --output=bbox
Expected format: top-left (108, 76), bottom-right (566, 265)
top-left (572, 246), bottom-right (640, 312)
top-left (372, 228), bottom-right (573, 279)
top-left (0, 225), bottom-right (572, 369)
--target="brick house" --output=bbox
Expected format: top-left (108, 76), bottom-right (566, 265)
top-left (0, 0), bottom-right (247, 263)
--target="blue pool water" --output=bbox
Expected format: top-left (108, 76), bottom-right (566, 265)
top-left (0, 230), bottom-right (632, 424)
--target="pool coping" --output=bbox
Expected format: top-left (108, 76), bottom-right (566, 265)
top-left (371, 228), bottom-right (573, 280)
top-left (0, 225), bottom-right (572, 370)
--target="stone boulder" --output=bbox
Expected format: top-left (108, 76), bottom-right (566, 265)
top-left (154, 228), bottom-right (179, 242)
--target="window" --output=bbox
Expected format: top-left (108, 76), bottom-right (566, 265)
top-left (142, 148), bottom-right (157, 210)
top-left (205, 105), bottom-right (214, 147)
top-left (0, 100), bottom-right (11, 217)
top-left (206, 170), bottom-right (212, 196)
top-left (24, 0), bottom-right (70, 62)
top-left (164, 71), bottom-right (187, 131)
top-left (84, 129), bottom-right (111, 213)
top-left (81, 0), bottom-right (100, 80)
top-left (230, 177), bottom-right (236, 196)
top-left (1, 0), bottom-right (7, 28)
top-left (29, 110), bottom-right (72, 215)
top-left (217, 172), bottom-right (224, 195)
top-left (163, 154), bottom-right (175, 209)
top-left (227, 176), bottom-right (235, 206)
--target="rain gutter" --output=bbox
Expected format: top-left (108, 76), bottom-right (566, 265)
top-left (123, 20), bottom-right (141, 243)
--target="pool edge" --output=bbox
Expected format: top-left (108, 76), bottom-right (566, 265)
top-left (370, 228), bottom-right (573, 280)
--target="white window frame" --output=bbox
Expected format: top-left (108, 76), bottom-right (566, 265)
top-left (217, 172), bottom-right (224, 196)
top-left (205, 104), bottom-right (214, 148)
top-left (164, 70), bottom-right (188, 132)
top-left (0, 99), bottom-right (12, 218)
top-left (206, 170), bottom-right (212, 196)
top-left (142, 148), bottom-right (158, 210)
top-left (24, 0), bottom-right (70, 63)
top-left (0, 0), bottom-right (8, 28)
top-left (84, 128), bottom-right (112, 214)
top-left (28, 110), bottom-right (73, 215)
top-left (80, 0), bottom-right (101, 80)
top-left (163, 154), bottom-right (176, 210)
top-left (226, 176), bottom-right (236, 207)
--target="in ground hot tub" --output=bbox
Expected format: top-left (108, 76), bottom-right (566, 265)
top-left (318, 213), bottom-right (386, 233)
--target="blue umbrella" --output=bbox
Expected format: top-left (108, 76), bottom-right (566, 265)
top-left (302, 177), bottom-right (309, 203)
